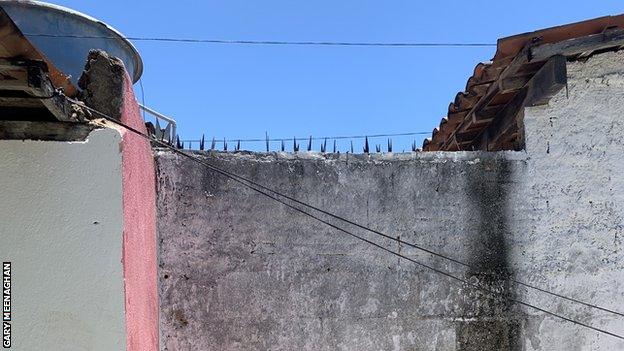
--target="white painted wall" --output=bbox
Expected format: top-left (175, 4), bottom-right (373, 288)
top-left (513, 50), bottom-right (624, 350)
top-left (0, 127), bottom-right (126, 350)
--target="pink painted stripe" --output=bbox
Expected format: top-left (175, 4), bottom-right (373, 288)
top-left (120, 73), bottom-right (159, 351)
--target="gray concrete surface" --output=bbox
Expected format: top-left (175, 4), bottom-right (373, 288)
top-left (155, 51), bottom-right (624, 350)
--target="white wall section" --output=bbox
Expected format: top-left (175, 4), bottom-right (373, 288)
top-left (0, 127), bottom-right (126, 350)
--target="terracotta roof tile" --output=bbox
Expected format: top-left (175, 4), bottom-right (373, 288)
top-left (424, 14), bottom-right (624, 151)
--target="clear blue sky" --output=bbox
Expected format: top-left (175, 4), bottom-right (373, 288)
top-left (51, 0), bottom-right (624, 152)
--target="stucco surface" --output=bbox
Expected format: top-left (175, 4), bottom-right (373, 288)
top-left (120, 72), bottom-right (160, 351)
top-left (514, 50), bottom-right (624, 350)
top-left (155, 51), bottom-right (624, 350)
top-left (0, 128), bottom-right (126, 350)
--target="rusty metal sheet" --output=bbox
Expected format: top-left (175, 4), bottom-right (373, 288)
top-left (0, 7), bottom-right (76, 96)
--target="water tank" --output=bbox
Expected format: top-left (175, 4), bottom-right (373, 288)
top-left (0, 0), bottom-right (143, 84)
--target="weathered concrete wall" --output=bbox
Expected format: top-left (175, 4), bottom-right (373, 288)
top-left (155, 50), bottom-right (624, 350)
top-left (0, 128), bottom-right (126, 350)
top-left (157, 151), bottom-right (527, 350)
top-left (510, 50), bottom-right (624, 350)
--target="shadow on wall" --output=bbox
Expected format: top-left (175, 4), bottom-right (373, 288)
top-left (458, 159), bottom-right (523, 351)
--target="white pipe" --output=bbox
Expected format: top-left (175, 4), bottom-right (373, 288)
top-left (138, 103), bottom-right (177, 140)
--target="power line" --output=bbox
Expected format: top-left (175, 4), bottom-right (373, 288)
top-left (178, 134), bottom-right (624, 317)
top-left (175, 129), bottom-right (624, 317)
top-left (24, 33), bottom-right (496, 47)
top-left (182, 131), bottom-right (431, 144)
top-left (65, 94), bottom-right (624, 341)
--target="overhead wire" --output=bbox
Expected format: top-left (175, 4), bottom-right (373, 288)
top-left (24, 33), bottom-right (496, 47)
top-left (16, 89), bottom-right (624, 318)
top-left (127, 104), bottom-right (624, 317)
top-left (63, 93), bottom-right (624, 341)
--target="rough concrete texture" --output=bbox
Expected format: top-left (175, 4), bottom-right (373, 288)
top-left (0, 128), bottom-right (126, 350)
top-left (155, 50), bottom-right (624, 350)
top-left (78, 49), bottom-right (125, 120)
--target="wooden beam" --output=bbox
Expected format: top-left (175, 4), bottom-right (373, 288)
top-left (0, 96), bottom-right (43, 108)
top-left (531, 28), bottom-right (624, 62)
top-left (473, 43), bottom-right (533, 116)
top-left (474, 88), bottom-right (527, 151)
top-left (523, 55), bottom-right (567, 106)
top-left (0, 120), bottom-right (96, 141)
top-left (455, 128), bottom-right (482, 143)
top-left (27, 65), bottom-right (78, 122)
top-left (0, 59), bottom-right (77, 122)
top-left (467, 81), bottom-right (490, 96)
top-left (441, 43), bottom-right (535, 150)
top-left (474, 55), bottom-right (567, 150)
top-left (469, 71), bottom-right (538, 97)
top-left (474, 103), bottom-right (506, 121)
top-left (453, 92), bottom-right (480, 111)
top-left (499, 74), bottom-right (536, 94)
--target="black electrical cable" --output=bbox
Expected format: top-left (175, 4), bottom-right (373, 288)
top-left (177, 139), bottom-right (624, 317)
top-left (165, 121), bottom-right (624, 316)
top-left (64, 94), bottom-right (624, 341)
top-left (179, 150), bottom-right (624, 317)
top-left (24, 33), bottom-right (496, 47)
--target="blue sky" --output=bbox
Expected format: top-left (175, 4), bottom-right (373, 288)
top-left (50, 0), bottom-right (624, 152)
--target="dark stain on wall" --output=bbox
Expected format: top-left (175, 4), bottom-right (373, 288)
top-left (460, 159), bottom-right (522, 351)
top-left (156, 152), bottom-right (529, 350)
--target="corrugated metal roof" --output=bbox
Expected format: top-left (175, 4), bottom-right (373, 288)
top-left (424, 14), bottom-right (624, 151)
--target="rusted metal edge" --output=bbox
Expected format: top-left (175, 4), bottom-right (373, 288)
top-left (0, 6), bottom-right (76, 97)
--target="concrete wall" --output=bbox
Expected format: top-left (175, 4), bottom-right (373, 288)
top-left (512, 50), bottom-right (624, 350)
top-left (0, 65), bottom-right (160, 351)
top-left (155, 50), bottom-right (624, 350)
top-left (0, 128), bottom-right (126, 350)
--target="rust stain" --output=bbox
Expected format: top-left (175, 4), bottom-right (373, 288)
top-left (0, 7), bottom-right (77, 96)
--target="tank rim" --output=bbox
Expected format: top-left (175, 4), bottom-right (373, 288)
top-left (1, 0), bottom-right (144, 82)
